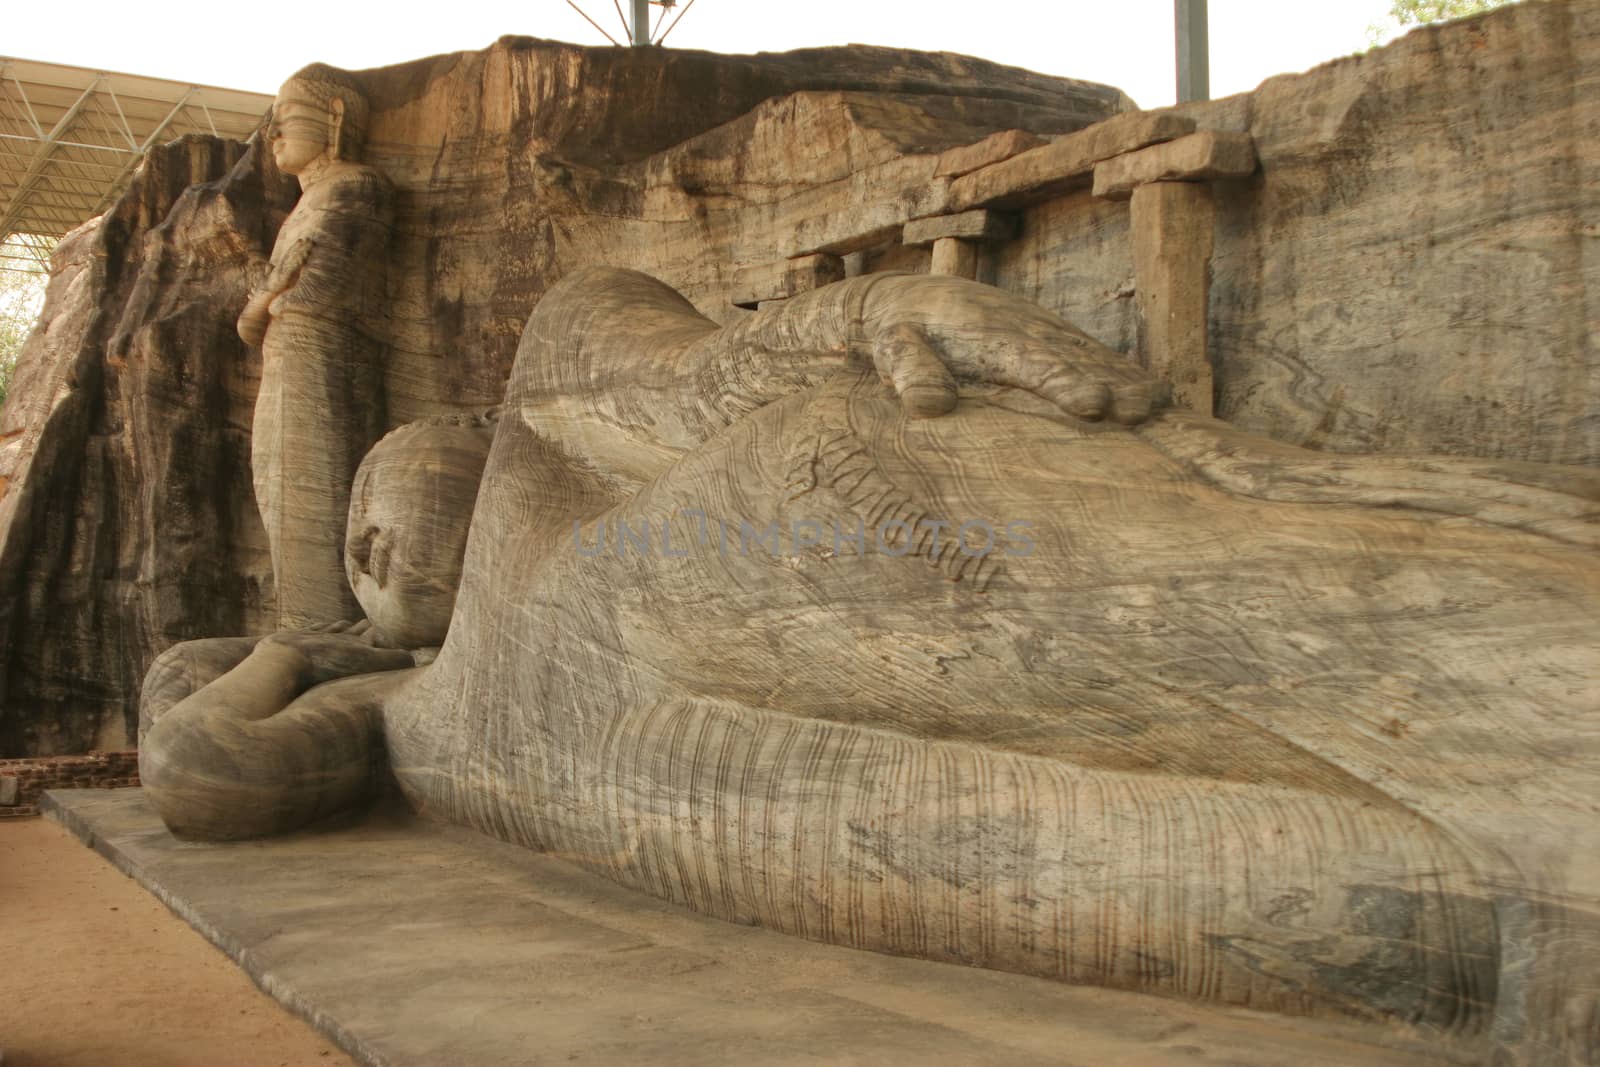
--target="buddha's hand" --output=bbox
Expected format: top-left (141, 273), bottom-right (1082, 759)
top-left (258, 620), bottom-right (416, 686)
top-left (244, 254), bottom-right (272, 291)
top-left (264, 239), bottom-right (313, 292)
top-left (236, 242), bottom-right (316, 346)
top-left (860, 274), bottom-right (1162, 425)
top-left (237, 294), bottom-right (271, 347)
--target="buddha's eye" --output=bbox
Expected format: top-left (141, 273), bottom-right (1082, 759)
top-left (370, 533), bottom-right (393, 588)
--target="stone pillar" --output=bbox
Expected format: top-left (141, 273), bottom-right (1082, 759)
top-left (930, 236), bottom-right (980, 279)
top-left (1130, 181), bottom-right (1215, 415)
top-left (902, 209), bottom-right (1018, 282)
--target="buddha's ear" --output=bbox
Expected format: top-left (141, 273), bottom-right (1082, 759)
top-left (328, 96), bottom-right (347, 159)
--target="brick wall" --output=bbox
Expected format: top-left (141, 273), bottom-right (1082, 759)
top-left (0, 751), bottom-right (140, 818)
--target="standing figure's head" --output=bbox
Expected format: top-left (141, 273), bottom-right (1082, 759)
top-left (345, 413), bottom-right (497, 649)
top-left (267, 63), bottom-right (370, 177)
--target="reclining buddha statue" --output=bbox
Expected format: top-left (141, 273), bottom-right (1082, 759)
top-left (141, 267), bottom-right (1598, 1065)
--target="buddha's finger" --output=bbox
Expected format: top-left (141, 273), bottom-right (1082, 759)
top-left (997, 353), bottom-right (1111, 421)
top-left (873, 323), bottom-right (958, 419)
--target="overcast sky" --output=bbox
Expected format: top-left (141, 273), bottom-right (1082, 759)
top-left (12, 1), bottom-right (1416, 108)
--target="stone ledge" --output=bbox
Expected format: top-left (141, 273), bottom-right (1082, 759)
top-left (1092, 131), bottom-right (1259, 200)
top-left (40, 789), bottom-right (1442, 1067)
top-left (731, 253), bottom-right (849, 308)
top-left (946, 111), bottom-right (1196, 211)
top-left (902, 210), bottom-right (1019, 247)
top-left (934, 129), bottom-right (1047, 179)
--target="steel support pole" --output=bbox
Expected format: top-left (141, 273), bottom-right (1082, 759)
top-left (1176, 0), bottom-right (1210, 103)
top-left (631, 0), bottom-right (651, 45)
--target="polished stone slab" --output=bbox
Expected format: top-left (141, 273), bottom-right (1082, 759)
top-left (43, 789), bottom-right (1450, 1067)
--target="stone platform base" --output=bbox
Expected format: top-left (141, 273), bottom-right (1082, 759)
top-left (43, 789), bottom-right (1451, 1067)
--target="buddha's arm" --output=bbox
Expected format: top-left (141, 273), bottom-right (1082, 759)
top-left (699, 272), bottom-right (1162, 427)
top-left (138, 636), bottom-right (264, 746)
top-left (271, 173), bottom-right (393, 317)
top-left (140, 627), bottom-right (415, 840)
top-left (513, 267), bottom-right (1162, 488)
top-left (237, 247), bottom-right (300, 345)
top-left (237, 168), bottom-right (394, 345)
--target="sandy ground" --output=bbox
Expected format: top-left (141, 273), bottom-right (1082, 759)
top-left (0, 816), bottom-right (355, 1067)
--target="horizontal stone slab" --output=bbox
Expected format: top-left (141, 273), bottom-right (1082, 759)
top-left (902, 210), bottom-right (1019, 246)
top-left (40, 789), bottom-right (1448, 1067)
top-left (934, 129), bottom-right (1047, 179)
top-left (1092, 131), bottom-right (1259, 200)
top-left (788, 177), bottom-right (952, 258)
top-left (946, 111), bottom-right (1196, 211)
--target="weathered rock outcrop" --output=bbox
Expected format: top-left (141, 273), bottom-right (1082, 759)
top-left (4, 1), bottom-right (1598, 760)
top-left (0, 136), bottom-right (295, 755)
top-left (0, 42), bottom-right (1129, 755)
top-left (997, 0), bottom-right (1599, 464)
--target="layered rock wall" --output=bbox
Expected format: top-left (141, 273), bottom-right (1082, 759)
top-left (0, 43), bottom-right (1128, 754)
top-left (0, 137), bottom-right (294, 754)
top-left (998, 0), bottom-right (1599, 463)
top-left (3, 1), bottom-right (1597, 754)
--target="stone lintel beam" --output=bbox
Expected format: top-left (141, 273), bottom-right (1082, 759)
top-left (929, 237), bottom-right (980, 279)
top-left (1131, 182), bottom-right (1215, 415)
top-left (902, 210), bottom-right (1019, 247)
top-left (947, 111), bottom-right (1196, 212)
top-left (934, 129), bottom-right (1047, 180)
top-left (1093, 131), bottom-right (1258, 200)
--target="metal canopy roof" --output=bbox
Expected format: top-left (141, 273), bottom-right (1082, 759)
top-left (0, 56), bottom-right (273, 267)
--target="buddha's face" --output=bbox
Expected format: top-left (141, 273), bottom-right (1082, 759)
top-left (267, 82), bottom-right (333, 176)
top-left (345, 422), bottom-right (493, 648)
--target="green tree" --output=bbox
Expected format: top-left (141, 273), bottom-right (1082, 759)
top-left (1392, 0), bottom-right (1508, 22)
top-left (0, 235), bottom-right (54, 411)
top-left (1368, 0), bottom-right (1517, 46)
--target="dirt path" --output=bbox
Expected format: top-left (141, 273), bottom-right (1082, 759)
top-left (0, 816), bottom-right (355, 1067)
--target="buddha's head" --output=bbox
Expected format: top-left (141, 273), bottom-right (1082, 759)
top-left (267, 63), bottom-right (370, 176)
top-left (345, 413), bottom-right (497, 649)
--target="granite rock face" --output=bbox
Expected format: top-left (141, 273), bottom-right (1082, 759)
top-left (1212, 2), bottom-right (1600, 462)
top-left (0, 42), bottom-right (1129, 755)
top-left (0, 136), bottom-right (295, 755)
top-left (12, 10), bottom-right (1600, 1061)
top-left (997, 0), bottom-right (1600, 464)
